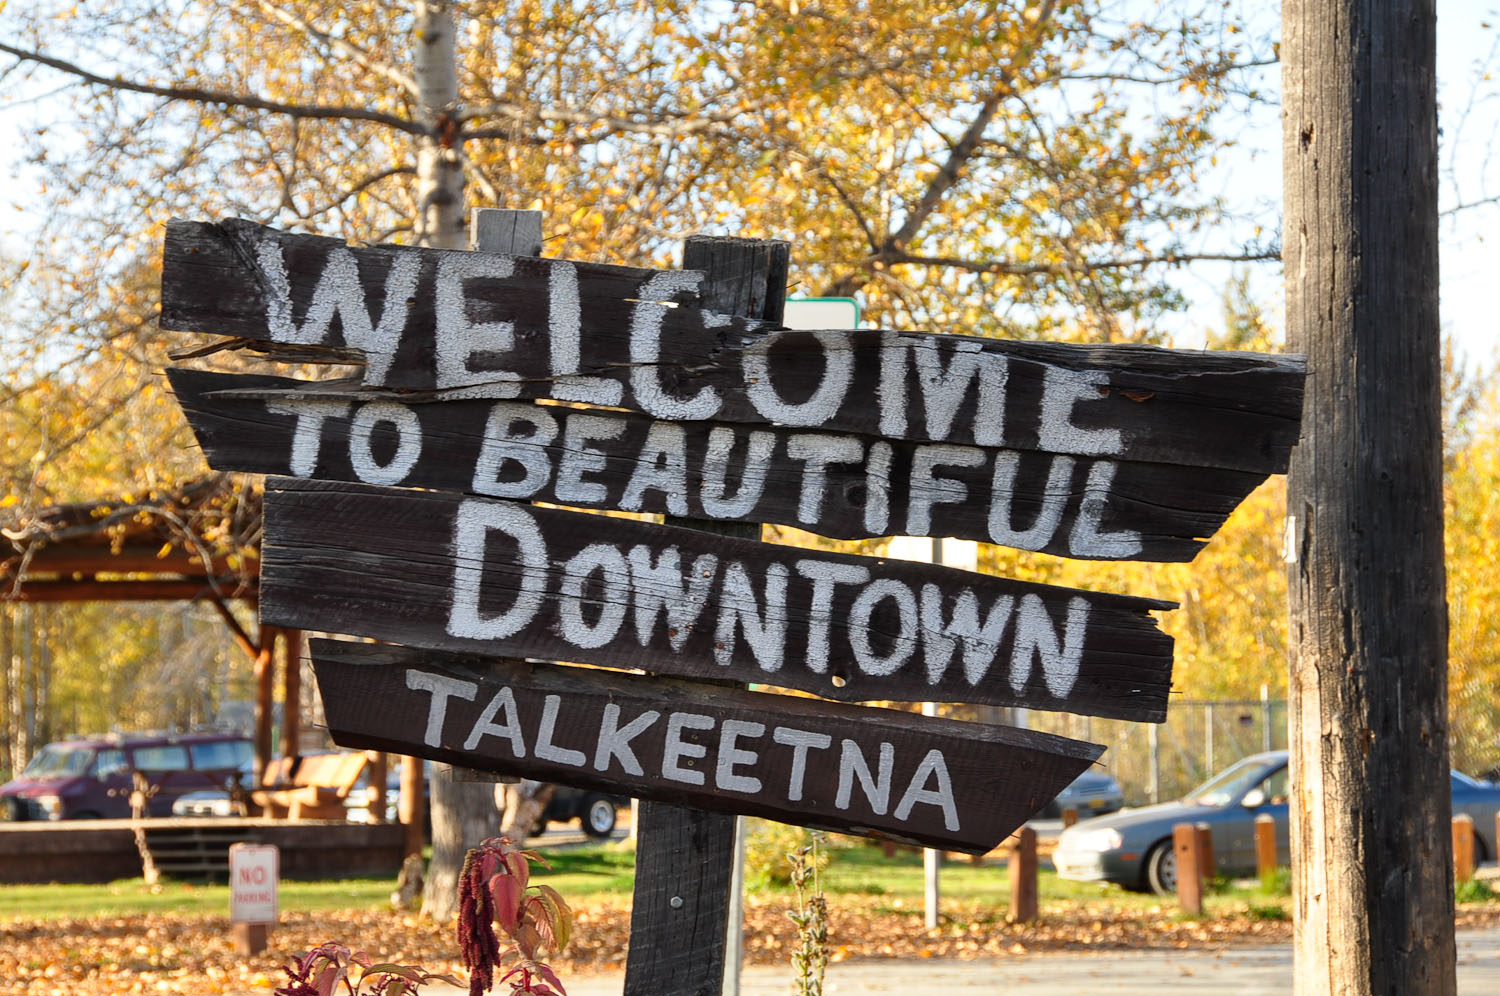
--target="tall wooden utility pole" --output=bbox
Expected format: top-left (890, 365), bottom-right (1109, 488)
top-left (1283, 2), bottom-right (1452, 993)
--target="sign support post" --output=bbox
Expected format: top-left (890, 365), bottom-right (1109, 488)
top-left (623, 234), bottom-right (789, 996)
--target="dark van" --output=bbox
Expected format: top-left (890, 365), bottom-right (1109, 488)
top-left (0, 733), bottom-right (254, 821)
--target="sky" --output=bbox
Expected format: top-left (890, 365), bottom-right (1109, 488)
top-left (1152, 1), bottom-right (1500, 369)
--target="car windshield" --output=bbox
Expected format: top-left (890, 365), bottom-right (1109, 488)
top-left (21, 745), bottom-right (94, 779)
top-left (1187, 756), bottom-right (1278, 807)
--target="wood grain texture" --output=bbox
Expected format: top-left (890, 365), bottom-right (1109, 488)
top-left (159, 218), bottom-right (1304, 474)
top-left (621, 235), bottom-right (789, 996)
top-left (1283, 2), bottom-right (1453, 993)
top-left (259, 477), bottom-right (1175, 721)
top-left (169, 367), bottom-right (1268, 562)
top-left (307, 639), bottom-right (1102, 854)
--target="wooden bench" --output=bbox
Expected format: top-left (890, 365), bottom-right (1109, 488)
top-left (250, 753), bottom-right (368, 819)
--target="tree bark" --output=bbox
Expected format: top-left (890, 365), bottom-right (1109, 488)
top-left (1282, 2), bottom-right (1452, 993)
top-left (413, 1), bottom-right (464, 250)
top-left (417, 208), bottom-right (541, 919)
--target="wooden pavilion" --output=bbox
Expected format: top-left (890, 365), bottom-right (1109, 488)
top-left (0, 475), bottom-right (421, 855)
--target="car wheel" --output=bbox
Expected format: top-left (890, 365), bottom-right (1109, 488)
top-left (1145, 839), bottom-right (1177, 896)
top-left (581, 795), bottom-right (617, 838)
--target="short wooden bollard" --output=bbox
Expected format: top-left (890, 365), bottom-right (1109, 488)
top-left (1254, 813), bottom-right (1277, 882)
top-left (232, 922), bottom-right (268, 956)
top-left (1172, 822), bottom-right (1203, 915)
top-left (1009, 826), bottom-right (1039, 923)
top-left (1061, 807), bottom-right (1078, 828)
top-left (1194, 823), bottom-right (1215, 884)
top-left (1454, 813), bottom-right (1475, 884)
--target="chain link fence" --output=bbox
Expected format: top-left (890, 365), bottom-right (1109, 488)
top-left (1020, 697), bottom-right (1288, 806)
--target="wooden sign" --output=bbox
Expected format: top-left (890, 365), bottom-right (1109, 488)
top-left (171, 368), bottom-right (1267, 562)
top-left (308, 639), bottom-right (1104, 854)
top-left (260, 477), bottom-right (1175, 721)
top-left (161, 218), bottom-right (1305, 473)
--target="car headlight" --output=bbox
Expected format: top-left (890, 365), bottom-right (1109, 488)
top-left (1063, 826), bottom-right (1123, 851)
top-left (36, 795), bottom-right (63, 819)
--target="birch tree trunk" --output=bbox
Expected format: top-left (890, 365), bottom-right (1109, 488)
top-left (412, 0), bottom-right (464, 250)
top-left (1283, 2), bottom-right (1453, 992)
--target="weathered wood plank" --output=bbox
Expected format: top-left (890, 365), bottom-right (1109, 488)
top-left (170, 367), bottom-right (1267, 562)
top-left (160, 218), bottom-right (1305, 474)
top-left (308, 639), bottom-right (1103, 854)
top-left (260, 477), bottom-right (1176, 721)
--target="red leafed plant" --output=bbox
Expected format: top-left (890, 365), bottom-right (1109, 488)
top-left (274, 940), bottom-right (462, 996)
top-left (458, 836), bottom-right (573, 996)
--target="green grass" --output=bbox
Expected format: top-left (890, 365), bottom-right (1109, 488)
top-left (0, 875), bottom-right (397, 920)
top-left (0, 840), bottom-right (1312, 922)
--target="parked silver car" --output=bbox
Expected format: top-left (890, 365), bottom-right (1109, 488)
top-left (1054, 750), bottom-right (1500, 895)
top-left (1039, 769), bottom-right (1125, 819)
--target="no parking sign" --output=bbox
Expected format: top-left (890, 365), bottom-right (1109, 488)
top-left (229, 843), bottom-right (279, 924)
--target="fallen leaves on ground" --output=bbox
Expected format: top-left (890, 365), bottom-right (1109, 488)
top-left (3, 898), bottom-right (1498, 995)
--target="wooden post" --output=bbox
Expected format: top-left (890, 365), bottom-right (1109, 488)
top-left (1061, 807), bottom-right (1078, 828)
top-left (399, 755), bottom-right (425, 859)
top-left (281, 629), bottom-right (302, 757)
top-left (1195, 823), bottom-right (1215, 885)
top-left (367, 752), bottom-right (388, 824)
top-left (623, 235), bottom-right (788, 996)
top-left (1009, 826), bottom-right (1038, 923)
top-left (1172, 823), bottom-right (1203, 915)
top-left (1255, 813), bottom-right (1278, 883)
top-left (252, 626), bottom-right (276, 783)
top-left (1284, 0), bottom-right (1452, 992)
top-left (231, 922), bottom-right (268, 956)
top-left (1453, 815), bottom-right (1475, 885)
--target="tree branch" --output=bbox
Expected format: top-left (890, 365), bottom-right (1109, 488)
top-left (249, 1), bottom-right (421, 99)
top-left (0, 42), bottom-right (427, 135)
top-left (888, 248), bottom-right (1280, 276)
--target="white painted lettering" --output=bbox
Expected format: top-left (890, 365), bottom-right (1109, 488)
top-left (405, 669), bottom-right (478, 748)
top-left (877, 332), bottom-right (909, 438)
top-left (629, 271), bottom-right (720, 419)
top-left (835, 739), bottom-right (895, 815)
top-left (557, 543), bottom-right (630, 649)
top-left (472, 403), bottom-right (559, 498)
top-left (699, 428), bottom-right (773, 518)
top-left (715, 561), bottom-right (789, 672)
top-left (744, 331), bottom-right (855, 426)
top-left (548, 262), bottom-right (623, 405)
top-left (848, 579), bottom-right (919, 676)
top-left (715, 720), bottom-right (765, 793)
top-left (434, 252), bottom-right (521, 392)
top-left (905, 445), bottom-right (985, 535)
top-left (1038, 367), bottom-right (1122, 455)
top-left (1067, 461), bottom-right (1142, 558)
top-left (447, 501), bottom-right (549, 641)
top-left (911, 339), bottom-right (1008, 445)
top-left (988, 452), bottom-right (1072, 551)
top-left (893, 749), bottom-right (960, 830)
top-left (920, 584), bottom-right (1015, 685)
top-left (773, 727), bottom-right (832, 802)
top-left (348, 402), bottom-right (423, 486)
top-left (534, 694), bottom-right (586, 767)
top-left (619, 423), bottom-right (689, 516)
top-left (594, 703), bottom-right (659, 777)
top-left (556, 414), bottom-right (625, 505)
top-left (786, 434), bottom-right (864, 524)
top-left (463, 685), bottom-right (527, 755)
top-left (662, 712), bottom-right (714, 785)
top-left (627, 546), bottom-right (717, 651)
top-left (794, 559), bottom-right (870, 674)
top-left (863, 440), bottom-right (893, 534)
top-left (266, 400), bottom-right (350, 477)
top-left (257, 243), bottom-right (419, 384)
top-left (1011, 594), bottom-right (1089, 696)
